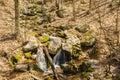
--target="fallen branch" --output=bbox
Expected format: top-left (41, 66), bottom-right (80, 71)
top-left (43, 46), bottom-right (59, 80)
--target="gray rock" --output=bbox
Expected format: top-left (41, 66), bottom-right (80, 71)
top-left (62, 35), bottom-right (80, 53)
top-left (81, 30), bottom-right (97, 47)
top-left (75, 21), bottom-right (89, 33)
top-left (23, 36), bottom-right (39, 52)
top-left (36, 46), bottom-right (47, 72)
top-left (48, 36), bottom-right (62, 54)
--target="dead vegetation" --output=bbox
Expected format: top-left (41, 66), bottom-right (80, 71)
top-left (0, 0), bottom-right (120, 80)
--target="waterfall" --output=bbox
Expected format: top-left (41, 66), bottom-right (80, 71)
top-left (54, 49), bottom-right (67, 68)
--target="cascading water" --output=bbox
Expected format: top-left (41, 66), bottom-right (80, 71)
top-left (54, 49), bottom-right (67, 68)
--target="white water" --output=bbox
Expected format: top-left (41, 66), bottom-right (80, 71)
top-left (54, 49), bottom-right (67, 68)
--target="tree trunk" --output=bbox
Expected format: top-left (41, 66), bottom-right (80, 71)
top-left (72, 0), bottom-right (76, 21)
top-left (14, 0), bottom-right (20, 39)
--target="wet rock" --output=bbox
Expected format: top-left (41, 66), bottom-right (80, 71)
top-left (81, 30), bottom-right (97, 47)
top-left (23, 36), bottom-right (39, 52)
top-left (62, 35), bottom-right (80, 53)
top-left (48, 36), bottom-right (62, 54)
top-left (75, 21), bottom-right (89, 33)
top-left (54, 49), bottom-right (66, 67)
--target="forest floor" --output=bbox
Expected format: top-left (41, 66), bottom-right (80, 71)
top-left (0, 0), bottom-right (120, 80)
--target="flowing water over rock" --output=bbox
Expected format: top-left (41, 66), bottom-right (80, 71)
top-left (54, 49), bottom-right (67, 68)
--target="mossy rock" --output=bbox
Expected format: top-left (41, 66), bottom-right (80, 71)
top-left (72, 44), bottom-right (82, 58)
top-left (9, 53), bottom-right (21, 66)
top-left (79, 62), bottom-right (94, 72)
top-left (39, 35), bottom-right (50, 43)
top-left (56, 10), bottom-right (65, 18)
top-left (56, 31), bottom-right (68, 39)
top-left (23, 5), bottom-right (41, 16)
top-left (24, 52), bottom-right (32, 59)
top-left (81, 30), bottom-right (97, 47)
top-left (75, 21), bottom-right (89, 33)
top-left (105, 73), bottom-right (112, 79)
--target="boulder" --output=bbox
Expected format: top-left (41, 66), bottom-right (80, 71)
top-left (48, 36), bottom-right (62, 55)
top-left (62, 35), bottom-right (80, 53)
top-left (23, 36), bottom-right (39, 52)
top-left (75, 21), bottom-right (89, 33)
top-left (81, 30), bottom-right (97, 47)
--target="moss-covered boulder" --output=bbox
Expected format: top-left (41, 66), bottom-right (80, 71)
top-left (72, 44), bottom-right (82, 57)
top-left (56, 10), bottom-right (65, 18)
top-left (81, 30), bottom-right (97, 47)
top-left (9, 53), bottom-right (22, 66)
top-left (62, 35), bottom-right (80, 53)
top-left (75, 21), bottom-right (89, 33)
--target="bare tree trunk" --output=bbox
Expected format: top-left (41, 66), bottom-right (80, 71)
top-left (14, 0), bottom-right (20, 39)
top-left (72, 0), bottom-right (76, 21)
top-left (89, 0), bottom-right (92, 11)
top-left (55, 0), bottom-right (59, 10)
top-left (116, 0), bottom-right (120, 44)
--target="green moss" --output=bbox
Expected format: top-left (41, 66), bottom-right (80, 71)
top-left (72, 44), bottom-right (82, 57)
top-left (81, 72), bottom-right (89, 80)
top-left (105, 73), bottom-right (112, 79)
top-left (39, 35), bottom-right (50, 43)
top-left (9, 53), bottom-right (21, 66)
top-left (24, 52), bottom-right (32, 59)
top-left (29, 32), bottom-right (39, 37)
top-left (81, 30), bottom-right (97, 47)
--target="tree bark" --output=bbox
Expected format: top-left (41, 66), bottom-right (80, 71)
top-left (14, 0), bottom-right (20, 39)
top-left (72, 0), bottom-right (76, 21)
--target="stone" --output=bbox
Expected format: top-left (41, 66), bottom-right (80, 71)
top-left (23, 36), bottom-right (39, 52)
top-left (56, 10), bottom-right (65, 18)
top-left (48, 36), bottom-right (62, 54)
top-left (81, 30), bottom-right (97, 47)
top-left (75, 21), bottom-right (89, 33)
top-left (36, 46), bottom-right (47, 72)
top-left (62, 35), bottom-right (80, 53)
